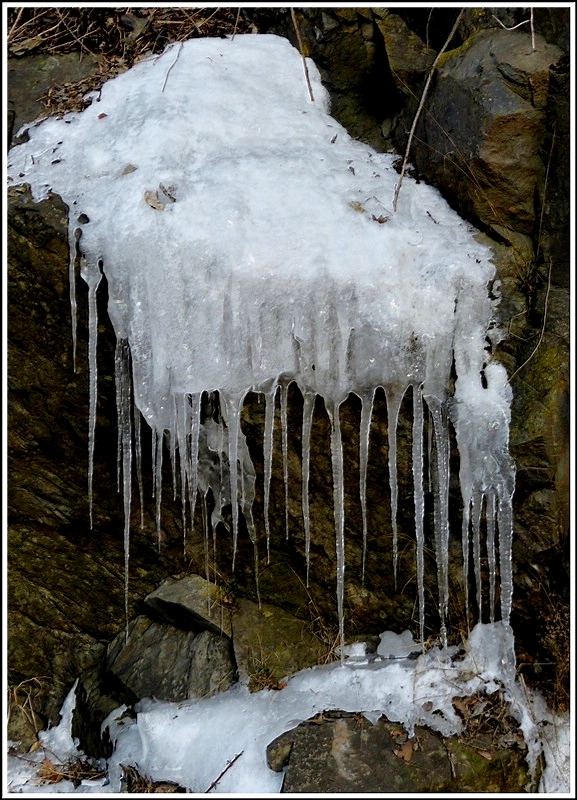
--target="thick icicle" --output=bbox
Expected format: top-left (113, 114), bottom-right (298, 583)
top-left (280, 381), bottom-right (290, 539)
top-left (412, 384), bottom-right (426, 648)
top-left (262, 386), bottom-right (277, 563)
top-left (301, 390), bottom-right (315, 586)
top-left (358, 389), bottom-right (375, 585)
top-left (425, 395), bottom-right (451, 646)
top-left (327, 400), bottom-right (346, 662)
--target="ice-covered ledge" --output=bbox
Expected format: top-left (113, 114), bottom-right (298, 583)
top-left (7, 33), bottom-right (515, 650)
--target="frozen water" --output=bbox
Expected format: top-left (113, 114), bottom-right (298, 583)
top-left (6, 625), bottom-right (570, 794)
top-left (7, 33), bottom-right (517, 648)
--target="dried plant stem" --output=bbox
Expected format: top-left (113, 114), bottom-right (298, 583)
top-left (161, 41), bottom-right (183, 92)
top-left (492, 10), bottom-right (536, 50)
top-left (393, 9), bottom-right (463, 212)
top-left (8, 7), bottom-right (24, 40)
top-left (291, 8), bottom-right (314, 102)
top-left (232, 7), bottom-right (241, 40)
top-left (509, 258), bottom-right (552, 383)
top-left (55, 8), bottom-right (96, 57)
top-left (205, 751), bottom-right (244, 793)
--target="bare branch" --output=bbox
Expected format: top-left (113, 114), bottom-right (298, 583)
top-left (393, 10), bottom-right (464, 212)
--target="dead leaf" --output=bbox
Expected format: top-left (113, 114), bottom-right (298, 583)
top-left (158, 183), bottom-right (176, 202)
top-left (98, 112), bottom-right (108, 119)
top-left (144, 190), bottom-right (164, 211)
top-left (122, 164), bottom-right (138, 175)
top-left (372, 214), bottom-right (390, 224)
top-left (394, 739), bottom-right (414, 762)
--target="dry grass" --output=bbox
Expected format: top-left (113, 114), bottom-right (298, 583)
top-left (7, 6), bottom-right (252, 116)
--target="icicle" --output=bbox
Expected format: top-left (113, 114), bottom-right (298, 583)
top-left (497, 488), bottom-right (514, 624)
top-left (202, 489), bottom-right (210, 613)
top-left (385, 386), bottom-right (406, 587)
top-left (326, 399), bottom-right (346, 663)
top-left (220, 391), bottom-right (245, 571)
top-left (168, 427), bottom-right (178, 502)
top-left (471, 491), bottom-right (484, 621)
top-left (154, 431), bottom-right (163, 552)
top-left (359, 389), bottom-right (375, 585)
top-left (186, 393), bottom-right (202, 537)
top-left (133, 404), bottom-right (144, 530)
top-left (412, 384), bottom-right (426, 648)
top-left (68, 225), bottom-right (81, 372)
top-left (262, 385), bottom-right (277, 564)
top-left (301, 390), bottom-right (315, 586)
top-left (280, 381), bottom-right (290, 539)
top-left (486, 490), bottom-right (497, 623)
top-left (425, 395), bottom-right (450, 646)
top-left (174, 393), bottom-right (192, 547)
top-left (81, 255), bottom-right (103, 530)
top-left (461, 498), bottom-right (471, 631)
top-left (114, 339), bottom-right (132, 639)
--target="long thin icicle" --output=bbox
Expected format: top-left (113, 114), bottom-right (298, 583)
top-left (186, 393), bottom-right (202, 538)
top-left (68, 225), bottom-right (80, 372)
top-left (359, 389), bottom-right (375, 585)
top-left (280, 381), bottom-right (290, 539)
top-left (82, 256), bottom-right (103, 530)
top-left (426, 395), bottom-right (451, 646)
top-left (221, 391), bottom-right (245, 570)
top-left (133, 403), bottom-right (144, 530)
top-left (301, 390), bottom-right (315, 586)
top-left (385, 386), bottom-right (406, 586)
top-left (327, 399), bottom-right (346, 663)
top-left (497, 489), bottom-right (514, 624)
top-left (263, 386), bottom-right (277, 563)
top-left (114, 339), bottom-right (132, 639)
top-left (154, 430), bottom-right (163, 552)
top-left (486, 491), bottom-right (497, 623)
top-left (412, 384), bottom-right (426, 648)
top-left (471, 491), bottom-right (484, 621)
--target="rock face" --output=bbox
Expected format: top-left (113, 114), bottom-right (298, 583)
top-left (267, 708), bottom-right (535, 793)
top-left (7, 6), bottom-right (570, 768)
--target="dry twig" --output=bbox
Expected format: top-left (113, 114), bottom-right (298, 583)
top-left (393, 10), bottom-right (464, 212)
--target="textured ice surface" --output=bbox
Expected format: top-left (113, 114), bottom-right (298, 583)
top-left (7, 33), bottom-right (516, 641)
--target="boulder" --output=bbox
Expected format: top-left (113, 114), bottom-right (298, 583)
top-left (267, 706), bottom-right (535, 793)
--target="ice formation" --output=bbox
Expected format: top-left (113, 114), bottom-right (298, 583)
top-left (7, 34), bottom-right (516, 648)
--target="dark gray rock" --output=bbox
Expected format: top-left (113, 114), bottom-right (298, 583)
top-left (106, 617), bottom-right (237, 702)
top-left (267, 710), bottom-right (535, 793)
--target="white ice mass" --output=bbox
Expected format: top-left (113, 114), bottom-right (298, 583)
top-left (5, 30), bottom-right (572, 796)
top-left (6, 33), bottom-right (516, 648)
